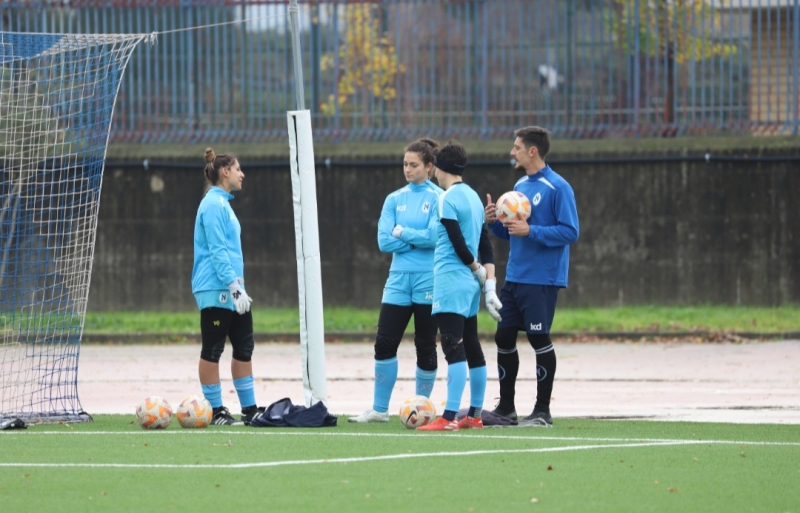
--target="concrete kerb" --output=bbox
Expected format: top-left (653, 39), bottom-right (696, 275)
top-left (80, 331), bottom-right (800, 345)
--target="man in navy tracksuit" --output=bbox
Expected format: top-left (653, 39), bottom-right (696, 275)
top-left (484, 126), bottom-right (579, 427)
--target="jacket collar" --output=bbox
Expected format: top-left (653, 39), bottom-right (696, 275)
top-left (208, 185), bottom-right (234, 200)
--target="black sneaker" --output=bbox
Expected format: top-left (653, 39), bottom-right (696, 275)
top-left (240, 405), bottom-right (266, 425)
top-left (491, 403), bottom-right (518, 422)
top-left (519, 409), bottom-right (553, 427)
top-left (211, 406), bottom-right (243, 426)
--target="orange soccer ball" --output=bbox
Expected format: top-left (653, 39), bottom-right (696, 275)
top-left (495, 191), bottom-right (532, 222)
top-left (399, 395), bottom-right (436, 429)
top-left (135, 395), bottom-right (173, 429)
top-left (176, 395), bottom-right (213, 429)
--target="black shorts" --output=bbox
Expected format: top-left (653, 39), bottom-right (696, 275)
top-left (496, 282), bottom-right (559, 335)
top-left (199, 307), bottom-right (255, 363)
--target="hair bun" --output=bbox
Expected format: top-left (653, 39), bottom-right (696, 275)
top-left (204, 147), bottom-right (216, 164)
top-left (417, 137), bottom-right (440, 150)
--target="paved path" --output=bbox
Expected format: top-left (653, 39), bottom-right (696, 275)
top-left (78, 340), bottom-right (800, 424)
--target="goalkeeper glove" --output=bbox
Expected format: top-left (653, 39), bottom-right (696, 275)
top-left (228, 279), bottom-right (253, 315)
top-left (483, 278), bottom-right (503, 322)
top-left (472, 264), bottom-right (487, 289)
top-left (392, 225), bottom-right (404, 238)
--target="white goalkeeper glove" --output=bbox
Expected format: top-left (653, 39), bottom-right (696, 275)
top-left (392, 225), bottom-right (404, 238)
top-left (483, 278), bottom-right (503, 322)
top-left (472, 264), bottom-right (487, 289)
top-left (228, 279), bottom-right (253, 315)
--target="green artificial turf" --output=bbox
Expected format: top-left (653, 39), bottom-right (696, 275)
top-left (2, 416), bottom-right (798, 513)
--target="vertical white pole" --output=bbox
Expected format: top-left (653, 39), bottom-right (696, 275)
top-left (287, 0), bottom-right (326, 407)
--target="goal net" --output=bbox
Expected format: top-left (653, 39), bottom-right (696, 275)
top-left (0, 31), bottom-right (150, 424)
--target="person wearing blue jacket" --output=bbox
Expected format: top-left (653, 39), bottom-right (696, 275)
top-left (191, 148), bottom-right (261, 426)
top-left (349, 139), bottom-right (444, 423)
top-left (484, 126), bottom-right (580, 427)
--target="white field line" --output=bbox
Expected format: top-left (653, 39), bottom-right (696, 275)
top-left (1, 433), bottom-right (799, 470)
top-left (3, 430), bottom-right (800, 447)
top-left (0, 440), bottom-right (703, 469)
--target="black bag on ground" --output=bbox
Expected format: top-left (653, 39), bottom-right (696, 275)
top-left (250, 397), bottom-right (337, 428)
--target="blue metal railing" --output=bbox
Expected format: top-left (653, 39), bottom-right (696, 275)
top-left (2, 0), bottom-right (798, 142)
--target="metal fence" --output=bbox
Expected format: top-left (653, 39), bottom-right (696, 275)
top-left (3, 0), bottom-right (798, 142)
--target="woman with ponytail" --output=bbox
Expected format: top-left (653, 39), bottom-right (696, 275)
top-left (191, 148), bottom-right (262, 426)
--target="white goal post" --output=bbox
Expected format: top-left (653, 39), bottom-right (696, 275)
top-left (287, 110), bottom-right (327, 408)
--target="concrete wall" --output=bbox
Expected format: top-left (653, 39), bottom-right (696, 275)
top-left (89, 148), bottom-right (799, 310)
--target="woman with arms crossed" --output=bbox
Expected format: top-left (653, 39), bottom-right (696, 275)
top-left (349, 139), bottom-right (443, 423)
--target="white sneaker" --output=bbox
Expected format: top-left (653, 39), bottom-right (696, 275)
top-left (348, 409), bottom-right (390, 423)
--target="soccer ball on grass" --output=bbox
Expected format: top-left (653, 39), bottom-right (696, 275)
top-left (135, 396), bottom-right (173, 429)
top-left (495, 191), bottom-right (531, 223)
top-left (399, 395), bottom-right (436, 429)
top-left (176, 395), bottom-right (213, 429)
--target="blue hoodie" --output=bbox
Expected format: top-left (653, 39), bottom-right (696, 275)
top-left (191, 186), bottom-right (244, 310)
top-left (489, 166), bottom-right (579, 287)
top-left (378, 179), bottom-right (443, 272)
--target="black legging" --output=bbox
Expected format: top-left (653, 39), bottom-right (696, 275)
top-left (374, 303), bottom-right (438, 371)
top-left (435, 312), bottom-right (485, 368)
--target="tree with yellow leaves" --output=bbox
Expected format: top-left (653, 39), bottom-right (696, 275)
top-left (320, 4), bottom-right (404, 121)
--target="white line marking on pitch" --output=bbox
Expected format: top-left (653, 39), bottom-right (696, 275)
top-left (3, 430), bottom-right (800, 447)
top-left (0, 440), bottom-right (700, 469)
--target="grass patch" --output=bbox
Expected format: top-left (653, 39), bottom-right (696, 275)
top-left (2, 416), bottom-right (798, 513)
top-left (550, 305), bottom-right (799, 333)
top-left (83, 305), bottom-right (800, 334)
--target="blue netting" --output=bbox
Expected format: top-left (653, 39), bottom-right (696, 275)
top-left (0, 33), bottom-right (63, 64)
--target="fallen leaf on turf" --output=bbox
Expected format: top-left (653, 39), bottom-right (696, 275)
top-left (668, 488), bottom-right (678, 493)
top-left (531, 498), bottom-right (539, 503)
top-left (547, 465), bottom-right (553, 471)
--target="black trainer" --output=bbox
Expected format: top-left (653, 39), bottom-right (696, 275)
top-left (491, 404), bottom-right (518, 422)
top-left (211, 406), bottom-right (243, 426)
top-left (520, 409), bottom-right (553, 427)
top-left (240, 405), bottom-right (266, 425)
